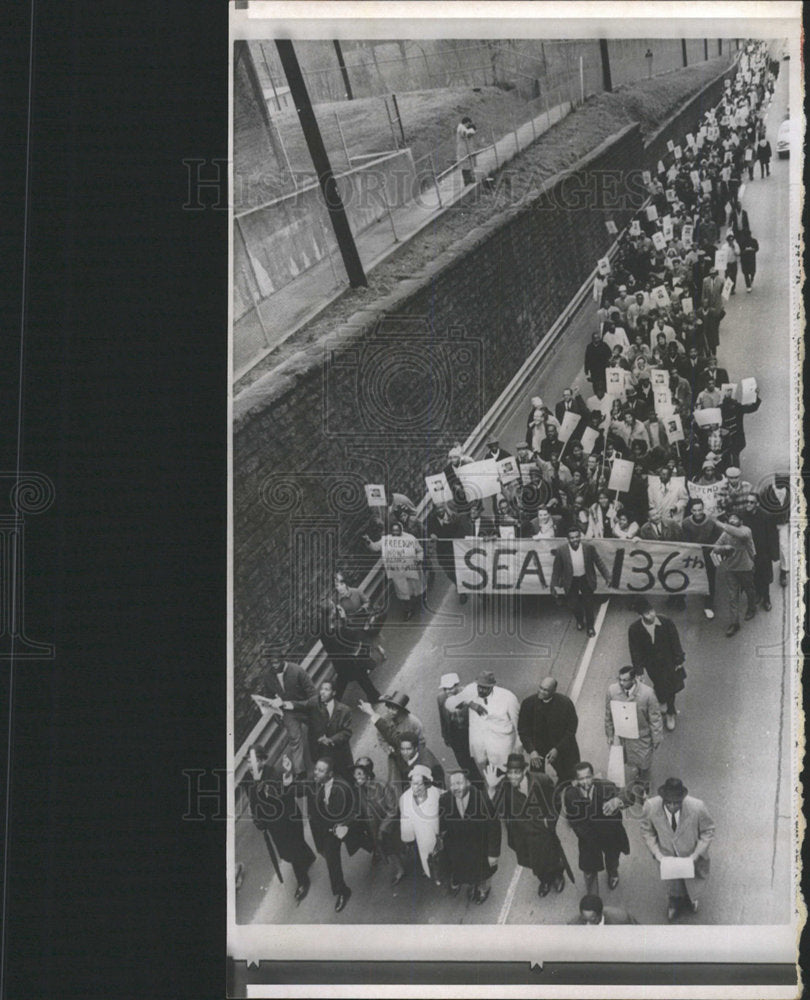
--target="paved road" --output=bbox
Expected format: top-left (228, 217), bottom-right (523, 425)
top-left (235, 66), bottom-right (796, 930)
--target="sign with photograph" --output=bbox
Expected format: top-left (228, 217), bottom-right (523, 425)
top-left (425, 472), bottom-right (453, 505)
top-left (364, 484), bottom-right (387, 507)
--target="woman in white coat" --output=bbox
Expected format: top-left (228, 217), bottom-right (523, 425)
top-left (399, 765), bottom-right (442, 880)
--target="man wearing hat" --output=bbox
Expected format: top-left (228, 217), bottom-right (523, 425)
top-left (584, 330), bottom-right (612, 395)
top-left (255, 649), bottom-right (318, 778)
top-left (485, 753), bottom-right (575, 897)
top-left (640, 777), bottom-right (715, 921)
top-left (439, 770), bottom-right (501, 904)
top-left (517, 677), bottom-right (580, 783)
top-left (437, 674), bottom-right (481, 785)
top-left (358, 691), bottom-right (426, 785)
top-left (445, 671), bottom-right (520, 773)
top-left (717, 466), bottom-right (753, 516)
top-left (568, 893), bottom-right (637, 925)
top-left (627, 598), bottom-right (686, 731)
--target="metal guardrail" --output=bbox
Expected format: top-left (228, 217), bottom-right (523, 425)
top-left (233, 55), bottom-right (740, 789)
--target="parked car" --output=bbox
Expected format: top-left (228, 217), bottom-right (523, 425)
top-left (777, 119), bottom-right (793, 158)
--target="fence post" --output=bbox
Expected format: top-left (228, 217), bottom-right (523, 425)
top-left (530, 103), bottom-right (537, 142)
top-left (429, 152), bottom-right (443, 209)
top-left (681, 39), bottom-right (688, 68)
top-left (599, 39), bottom-right (612, 92)
top-left (580, 55), bottom-right (585, 102)
top-left (390, 93), bottom-right (406, 147)
top-left (335, 110), bottom-right (351, 167)
top-left (380, 185), bottom-right (399, 242)
top-left (383, 97), bottom-right (399, 150)
top-left (332, 40), bottom-right (354, 100)
top-left (490, 127), bottom-right (499, 170)
top-left (704, 38), bottom-right (709, 62)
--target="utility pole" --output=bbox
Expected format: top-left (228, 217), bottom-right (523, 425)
top-left (333, 40), bottom-right (354, 100)
top-left (681, 39), bottom-right (688, 68)
top-left (599, 39), bottom-right (612, 93)
top-left (276, 39), bottom-right (367, 288)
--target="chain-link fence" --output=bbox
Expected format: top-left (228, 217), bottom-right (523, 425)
top-left (234, 38), bottom-right (740, 381)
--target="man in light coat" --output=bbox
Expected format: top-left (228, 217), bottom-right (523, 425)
top-left (445, 670), bottom-right (520, 772)
top-left (640, 777), bottom-right (715, 921)
top-left (604, 665), bottom-right (663, 802)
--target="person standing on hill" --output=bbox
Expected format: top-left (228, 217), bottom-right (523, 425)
top-left (456, 116), bottom-right (477, 186)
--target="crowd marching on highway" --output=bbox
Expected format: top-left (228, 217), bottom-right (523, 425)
top-left (241, 42), bottom-right (791, 926)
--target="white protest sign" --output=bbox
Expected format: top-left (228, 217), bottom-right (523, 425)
top-left (714, 247), bottom-right (728, 273)
top-left (610, 700), bottom-right (640, 739)
top-left (660, 857), bottom-right (695, 881)
top-left (597, 256), bottom-right (611, 275)
top-left (249, 747), bottom-right (261, 780)
top-left (579, 426), bottom-right (600, 455)
top-left (674, 145), bottom-right (682, 159)
top-left (665, 188), bottom-right (676, 202)
top-left (652, 231), bottom-right (666, 252)
top-left (686, 133), bottom-right (695, 147)
top-left (605, 219), bottom-right (618, 234)
top-left (456, 459), bottom-right (501, 500)
top-left (680, 295), bottom-right (693, 315)
top-left (425, 472), bottom-right (454, 505)
top-left (650, 368), bottom-right (669, 389)
top-left (666, 139), bottom-right (675, 153)
top-left (646, 204), bottom-right (659, 222)
top-left (629, 219), bottom-right (642, 236)
top-left (693, 407), bottom-right (722, 428)
top-left (721, 383), bottom-right (738, 400)
top-left (744, 147), bottom-right (753, 161)
top-left (651, 285), bottom-right (670, 309)
top-left (642, 170), bottom-right (652, 185)
top-left (662, 217), bottom-right (674, 242)
top-left (664, 412), bottom-right (684, 443)
top-left (497, 456), bottom-right (521, 485)
top-left (690, 169), bottom-right (700, 186)
top-left (681, 224), bottom-right (694, 247)
top-left (688, 479), bottom-right (725, 516)
top-left (738, 183), bottom-right (746, 201)
top-left (606, 368), bottom-right (626, 397)
top-left (701, 178), bottom-right (712, 194)
top-left (721, 277), bottom-right (734, 301)
top-left (498, 525), bottom-right (515, 539)
top-left (657, 160), bottom-right (665, 175)
top-left (740, 377), bottom-right (757, 405)
top-left (558, 410), bottom-right (582, 443)
top-left (364, 483), bottom-right (387, 508)
top-left (654, 386), bottom-right (673, 415)
top-left (608, 458), bottom-right (634, 494)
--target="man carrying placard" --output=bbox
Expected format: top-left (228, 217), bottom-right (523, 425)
top-left (604, 665), bottom-right (663, 803)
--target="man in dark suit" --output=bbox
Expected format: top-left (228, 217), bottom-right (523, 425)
top-left (517, 677), bottom-right (580, 783)
top-left (308, 756), bottom-right (356, 912)
top-left (563, 762), bottom-right (632, 895)
top-left (437, 673), bottom-right (481, 784)
top-left (467, 500), bottom-right (498, 539)
top-left (699, 268), bottom-right (725, 352)
top-left (568, 894), bottom-right (637, 925)
top-left (628, 598), bottom-right (686, 731)
top-left (584, 330), bottom-right (612, 394)
top-left (439, 770), bottom-right (501, 904)
top-left (246, 745), bottom-right (315, 904)
top-left (388, 730), bottom-right (445, 791)
top-left (740, 493), bottom-right (780, 611)
top-left (555, 387), bottom-right (588, 438)
top-left (257, 649), bottom-right (318, 777)
top-left (697, 354), bottom-right (730, 391)
top-left (550, 528), bottom-right (611, 636)
top-left (484, 438), bottom-right (512, 463)
top-left (759, 475), bottom-right (790, 587)
top-left (308, 679), bottom-right (354, 782)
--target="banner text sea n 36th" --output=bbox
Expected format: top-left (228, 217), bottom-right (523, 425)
top-left (453, 538), bottom-right (711, 595)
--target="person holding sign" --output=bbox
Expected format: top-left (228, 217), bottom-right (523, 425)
top-left (628, 598), bottom-right (686, 732)
top-left (550, 528), bottom-right (610, 637)
top-left (604, 665), bottom-right (663, 803)
top-left (721, 384), bottom-right (761, 466)
top-left (256, 649), bottom-right (318, 779)
top-left (363, 521), bottom-right (424, 621)
top-left (640, 778), bottom-right (715, 922)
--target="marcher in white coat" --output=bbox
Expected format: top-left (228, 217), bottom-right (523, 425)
top-left (445, 670), bottom-right (520, 772)
top-left (364, 520), bottom-right (423, 620)
top-left (399, 765), bottom-right (442, 879)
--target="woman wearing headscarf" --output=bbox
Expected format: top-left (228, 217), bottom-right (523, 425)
top-left (399, 765), bottom-right (442, 880)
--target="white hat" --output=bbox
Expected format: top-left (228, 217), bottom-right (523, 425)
top-left (409, 764), bottom-right (433, 782)
top-left (439, 672), bottom-right (460, 689)
top-left (530, 396), bottom-right (544, 409)
top-left (448, 446), bottom-right (462, 460)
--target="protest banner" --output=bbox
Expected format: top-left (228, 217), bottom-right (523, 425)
top-left (452, 537), bottom-right (712, 596)
top-left (364, 484), bottom-right (387, 508)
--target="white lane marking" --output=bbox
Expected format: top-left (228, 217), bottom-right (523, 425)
top-left (497, 598), bottom-right (610, 924)
top-left (568, 599), bottom-right (610, 704)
